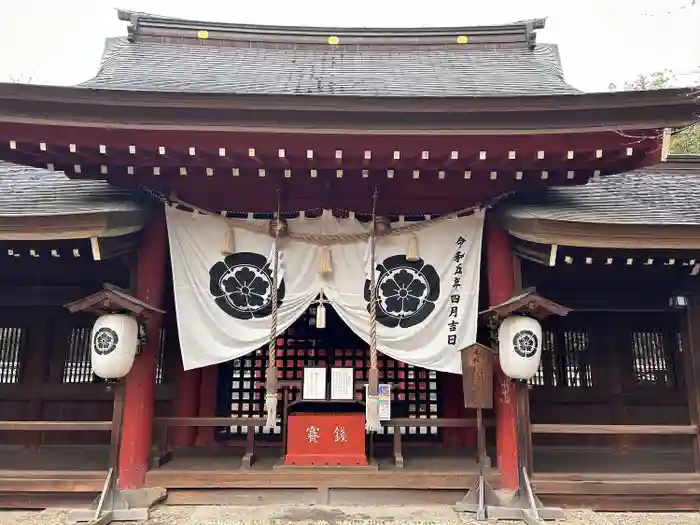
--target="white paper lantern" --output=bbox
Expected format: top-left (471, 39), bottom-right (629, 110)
top-left (91, 314), bottom-right (139, 380)
top-left (498, 315), bottom-right (542, 380)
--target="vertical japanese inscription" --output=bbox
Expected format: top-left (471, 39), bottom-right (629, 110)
top-left (447, 235), bottom-right (467, 346)
top-left (460, 344), bottom-right (494, 409)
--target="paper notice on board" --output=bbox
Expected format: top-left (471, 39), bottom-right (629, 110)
top-left (378, 383), bottom-right (391, 420)
top-left (330, 367), bottom-right (354, 400)
top-left (302, 367), bottom-right (327, 400)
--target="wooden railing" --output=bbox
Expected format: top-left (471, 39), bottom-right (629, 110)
top-left (151, 417), bottom-right (267, 469)
top-left (530, 424), bottom-right (696, 435)
top-left (528, 423), bottom-right (700, 475)
top-left (381, 417), bottom-right (495, 468)
top-left (0, 420), bottom-right (117, 468)
top-left (151, 415), bottom-right (494, 470)
top-left (0, 421), bottom-right (112, 432)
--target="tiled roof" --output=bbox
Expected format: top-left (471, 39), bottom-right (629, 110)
top-left (79, 13), bottom-right (578, 97)
top-left (0, 162), bottom-right (147, 217)
top-left (500, 156), bottom-right (700, 226)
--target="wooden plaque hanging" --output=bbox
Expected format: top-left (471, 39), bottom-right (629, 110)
top-left (460, 343), bottom-right (494, 409)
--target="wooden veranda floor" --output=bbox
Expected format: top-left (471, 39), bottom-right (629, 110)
top-left (1, 445), bottom-right (700, 510)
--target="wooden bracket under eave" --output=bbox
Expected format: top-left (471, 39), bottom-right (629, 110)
top-left (479, 287), bottom-right (571, 327)
top-left (63, 282), bottom-right (165, 316)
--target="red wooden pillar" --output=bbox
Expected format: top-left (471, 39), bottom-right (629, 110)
top-left (118, 210), bottom-right (168, 490)
top-left (485, 219), bottom-right (519, 491)
top-left (194, 365), bottom-right (218, 446)
top-left (170, 364), bottom-right (201, 449)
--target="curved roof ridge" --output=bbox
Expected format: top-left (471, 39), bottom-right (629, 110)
top-left (116, 8), bottom-right (546, 38)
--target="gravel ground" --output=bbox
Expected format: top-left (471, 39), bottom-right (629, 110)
top-left (1, 506), bottom-right (700, 524)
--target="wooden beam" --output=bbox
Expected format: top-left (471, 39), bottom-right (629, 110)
top-left (90, 237), bottom-right (101, 261)
top-left (530, 424), bottom-right (696, 435)
top-left (681, 293), bottom-right (700, 472)
top-left (0, 421), bottom-right (112, 431)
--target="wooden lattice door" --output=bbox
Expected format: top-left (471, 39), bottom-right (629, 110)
top-left (216, 305), bottom-right (442, 442)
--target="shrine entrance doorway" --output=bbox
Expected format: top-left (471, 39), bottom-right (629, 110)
top-left (215, 303), bottom-right (444, 452)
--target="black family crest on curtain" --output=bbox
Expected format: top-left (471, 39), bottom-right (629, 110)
top-left (209, 252), bottom-right (286, 320)
top-left (364, 255), bottom-right (440, 328)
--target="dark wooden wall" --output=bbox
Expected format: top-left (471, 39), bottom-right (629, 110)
top-left (0, 306), bottom-right (177, 447)
top-left (0, 247), bottom-right (177, 448)
top-left (522, 258), bottom-right (691, 449)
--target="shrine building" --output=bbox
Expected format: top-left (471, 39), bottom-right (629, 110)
top-left (0, 10), bottom-right (698, 512)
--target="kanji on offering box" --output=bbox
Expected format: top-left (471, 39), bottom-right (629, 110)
top-left (285, 413), bottom-right (367, 466)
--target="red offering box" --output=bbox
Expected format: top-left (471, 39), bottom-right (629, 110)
top-left (285, 413), bottom-right (367, 467)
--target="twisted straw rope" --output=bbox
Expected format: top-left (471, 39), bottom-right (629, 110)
top-left (369, 189), bottom-right (379, 378)
top-left (226, 207), bottom-right (475, 244)
top-left (161, 190), bottom-right (511, 244)
top-left (268, 233), bottom-right (279, 381)
top-left (265, 194), bottom-right (281, 420)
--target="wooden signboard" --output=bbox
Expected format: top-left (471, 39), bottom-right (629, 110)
top-left (460, 343), bottom-right (494, 409)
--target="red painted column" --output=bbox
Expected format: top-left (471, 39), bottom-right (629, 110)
top-left (194, 365), bottom-right (218, 447)
top-left (485, 219), bottom-right (519, 491)
top-left (171, 364), bottom-right (201, 449)
top-left (118, 210), bottom-right (168, 490)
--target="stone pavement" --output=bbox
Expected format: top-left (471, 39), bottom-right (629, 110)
top-left (2, 505), bottom-right (700, 525)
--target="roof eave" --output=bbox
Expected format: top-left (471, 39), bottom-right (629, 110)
top-left (0, 83), bottom-right (693, 111)
top-left (0, 84), bottom-right (694, 133)
top-left (501, 215), bottom-right (700, 251)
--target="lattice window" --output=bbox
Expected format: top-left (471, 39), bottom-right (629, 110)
top-left (62, 326), bottom-right (95, 383)
top-left (631, 329), bottom-right (679, 387)
top-left (0, 327), bottom-right (25, 384)
top-left (529, 323), bottom-right (592, 388)
top-left (560, 330), bottom-right (593, 387)
top-left (218, 307), bottom-right (441, 441)
top-left (529, 331), bottom-right (555, 387)
top-left (62, 325), bottom-right (168, 384)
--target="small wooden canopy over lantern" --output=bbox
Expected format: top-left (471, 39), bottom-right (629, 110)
top-left (460, 342), bottom-right (495, 409)
top-left (480, 288), bottom-right (570, 382)
top-left (479, 287), bottom-right (570, 326)
top-left (64, 283), bottom-right (165, 317)
top-left (64, 284), bottom-right (165, 380)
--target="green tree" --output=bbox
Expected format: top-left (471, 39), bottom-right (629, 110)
top-left (609, 71), bottom-right (699, 155)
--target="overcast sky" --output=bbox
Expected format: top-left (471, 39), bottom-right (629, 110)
top-left (1, 0), bottom-right (698, 92)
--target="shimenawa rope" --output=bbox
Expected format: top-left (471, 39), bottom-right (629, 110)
top-left (263, 191), bottom-right (281, 429)
top-left (365, 188), bottom-right (381, 432)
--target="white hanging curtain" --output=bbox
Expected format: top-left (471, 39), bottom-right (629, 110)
top-left (166, 206), bottom-right (320, 370)
top-left (322, 212), bottom-right (484, 374)
top-left (166, 205), bottom-right (484, 374)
